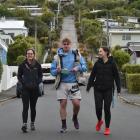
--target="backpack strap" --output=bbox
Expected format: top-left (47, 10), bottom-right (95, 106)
top-left (59, 55), bottom-right (63, 69)
top-left (72, 49), bottom-right (80, 62)
top-left (54, 54), bottom-right (63, 69)
top-left (55, 49), bottom-right (80, 69)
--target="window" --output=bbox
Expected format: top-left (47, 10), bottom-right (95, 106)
top-left (122, 34), bottom-right (131, 40)
top-left (137, 51), bottom-right (140, 57)
top-left (42, 68), bottom-right (50, 73)
top-left (5, 39), bottom-right (9, 45)
top-left (8, 33), bottom-right (14, 38)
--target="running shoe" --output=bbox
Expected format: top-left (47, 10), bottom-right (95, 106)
top-left (104, 128), bottom-right (111, 135)
top-left (96, 120), bottom-right (103, 131)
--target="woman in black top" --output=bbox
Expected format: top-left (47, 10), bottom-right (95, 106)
top-left (86, 47), bottom-right (121, 135)
top-left (18, 48), bottom-right (42, 133)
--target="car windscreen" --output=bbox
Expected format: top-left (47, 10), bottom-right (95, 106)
top-left (42, 68), bottom-right (50, 73)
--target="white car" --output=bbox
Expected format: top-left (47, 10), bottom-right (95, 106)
top-left (41, 63), bottom-right (55, 83)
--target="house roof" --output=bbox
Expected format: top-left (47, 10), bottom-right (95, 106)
top-left (109, 30), bottom-right (140, 34)
top-left (128, 46), bottom-right (140, 52)
top-left (0, 19), bottom-right (27, 30)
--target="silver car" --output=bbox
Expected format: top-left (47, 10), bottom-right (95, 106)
top-left (41, 63), bottom-right (55, 83)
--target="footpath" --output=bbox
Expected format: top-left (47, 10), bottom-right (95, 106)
top-left (119, 88), bottom-right (140, 106)
top-left (0, 86), bottom-right (16, 103)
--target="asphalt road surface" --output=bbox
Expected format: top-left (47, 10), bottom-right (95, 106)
top-left (0, 84), bottom-right (140, 140)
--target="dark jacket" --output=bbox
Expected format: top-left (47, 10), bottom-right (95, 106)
top-left (86, 57), bottom-right (121, 93)
top-left (17, 59), bottom-right (42, 90)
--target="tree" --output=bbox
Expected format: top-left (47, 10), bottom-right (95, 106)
top-left (0, 5), bottom-right (13, 17)
top-left (74, 0), bottom-right (86, 22)
top-left (41, 10), bottom-right (55, 26)
top-left (113, 50), bottom-right (130, 70)
top-left (86, 0), bottom-right (125, 10)
top-left (16, 55), bottom-right (26, 65)
top-left (45, 0), bottom-right (58, 11)
top-left (81, 18), bottom-right (102, 43)
top-left (85, 36), bottom-right (100, 60)
top-left (12, 8), bottom-right (30, 18)
top-left (7, 36), bottom-right (43, 65)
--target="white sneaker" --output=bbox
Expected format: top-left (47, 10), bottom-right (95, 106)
top-left (60, 127), bottom-right (67, 133)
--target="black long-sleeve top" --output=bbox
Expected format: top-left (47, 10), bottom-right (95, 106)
top-left (17, 59), bottom-right (42, 89)
top-left (86, 57), bottom-right (121, 93)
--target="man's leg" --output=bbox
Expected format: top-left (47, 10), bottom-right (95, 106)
top-left (72, 99), bottom-right (80, 129)
top-left (60, 99), bottom-right (67, 132)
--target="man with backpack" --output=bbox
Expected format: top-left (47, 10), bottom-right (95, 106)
top-left (51, 38), bottom-right (87, 133)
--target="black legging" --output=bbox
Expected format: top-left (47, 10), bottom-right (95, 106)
top-left (94, 89), bottom-right (112, 128)
top-left (22, 89), bottom-right (38, 123)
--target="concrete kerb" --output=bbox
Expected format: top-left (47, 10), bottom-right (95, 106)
top-left (0, 96), bottom-right (17, 103)
top-left (119, 96), bottom-right (140, 107)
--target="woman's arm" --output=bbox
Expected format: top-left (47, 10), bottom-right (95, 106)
top-left (86, 63), bottom-right (97, 92)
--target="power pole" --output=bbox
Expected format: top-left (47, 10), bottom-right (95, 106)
top-left (106, 11), bottom-right (110, 48)
top-left (53, 16), bottom-right (56, 29)
top-left (56, 0), bottom-right (61, 28)
top-left (35, 21), bottom-right (37, 56)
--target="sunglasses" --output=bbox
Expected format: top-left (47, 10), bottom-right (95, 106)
top-left (63, 43), bottom-right (69, 46)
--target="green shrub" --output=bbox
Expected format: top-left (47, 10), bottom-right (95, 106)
top-left (113, 50), bottom-right (130, 70)
top-left (16, 55), bottom-right (26, 65)
top-left (45, 55), bottom-right (53, 63)
top-left (126, 74), bottom-right (140, 94)
top-left (0, 60), bottom-right (3, 81)
top-left (87, 60), bottom-right (93, 72)
top-left (122, 64), bottom-right (140, 73)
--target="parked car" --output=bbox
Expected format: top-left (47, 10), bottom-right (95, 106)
top-left (41, 63), bottom-right (55, 83)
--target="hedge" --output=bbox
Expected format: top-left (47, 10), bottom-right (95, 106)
top-left (126, 74), bottom-right (140, 94)
top-left (122, 64), bottom-right (140, 73)
top-left (113, 50), bottom-right (130, 70)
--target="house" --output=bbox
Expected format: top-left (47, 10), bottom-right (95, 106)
top-left (119, 16), bottom-right (140, 24)
top-left (0, 32), bottom-right (14, 45)
top-left (8, 5), bottom-right (43, 16)
top-left (0, 38), bottom-right (8, 64)
top-left (100, 18), bottom-right (119, 26)
top-left (108, 29), bottom-right (140, 48)
top-left (61, 0), bottom-right (73, 4)
top-left (118, 16), bottom-right (140, 28)
top-left (0, 17), bottom-right (28, 38)
top-left (90, 9), bottom-right (102, 14)
top-left (127, 42), bottom-right (140, 64)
